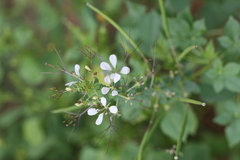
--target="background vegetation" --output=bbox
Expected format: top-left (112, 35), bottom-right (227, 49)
top-left (1, 0), bottom-right (240, 159)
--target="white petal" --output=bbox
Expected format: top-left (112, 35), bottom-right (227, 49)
top-left (110, 73), bottom-right (121, 83)
top-left (109, 106), bottom-right (118, 114)
top-left (75, 64), bottom-right (81, 77)
top-left (100, 62), bottom-right (112, 71)
top-left (112, 90), bottom-right (118, 96)
top-left (87, 108), bottom-right (99, 116)
top-left (100, 97), bottom-right (107, 106)
top-left (109, 54), bottom-right (117, 68)
top-left (101, 87), bottom-right (110, 94)
top-left (65, 81), bottom-right (78, 86)
top-left (104, 76), bottom-right (111, 84)
top-left (96, 113), bottom-right (104, 125)
top-left (120, 66), bottom-right (130, 74)
top-left (110, 73), bottom-right (115, 79)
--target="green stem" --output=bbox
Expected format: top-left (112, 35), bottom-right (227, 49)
top-left (158, 0), bottom-right (180, 70)
top-left (137, 108), bottom-right (165, 160)
top-left (51, 105), bottom-right (81, 114)
top-left (85, 3), bottom-right (150, 71)
top-left (175, 106), bottom-right (189, 158)
top-left (158, 0), bottom-right (170, 39)
top-left (189, 61), bottom-right (213, 79)
top-left (177, 45), bottom-right (197, 62)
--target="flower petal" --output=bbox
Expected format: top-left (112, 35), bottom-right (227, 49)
top-left (120, 66), bottom-right (130, 74)
top-left (100, 97), bottom-right (107, 106)
top-left (109, 54), bottom-right (117, 68)
top-left (109, 106), bottom-right (118, 114)
top-left (101, 87), bottom-right (110, 95)
top-left (110, 73), bottom-right (121, 83)
top-left (96, 113), bottom-right (104, 125)
top-left (87, 108), bottom-right (99, 116)
top-left (112, 90), bottom-right (118, 96)
top-left (65, 81), bottom-right (78, 86)
top-left (100, 62), bottom-right (112, 71)
top-left (75, 64), bottom-right (81, 77)
top-left (104, 76), bottom-right (111, 84)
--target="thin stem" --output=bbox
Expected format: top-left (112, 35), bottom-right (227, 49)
top-left (85, 3), bottom-right (150, 72)
top-left (158, 0), bottom-right (170, 39)
top-left (189, 61), bottom-right (213, 80)
top-left (137, 102), bottom-right (166, 160)
top-left (158, 0), bottom-right (180, 70)
top-left (177, 45), bottom-right (198, 62)
top-left (45, 63), bottom-right (82, 81)
top-left (158, 0), bottom-right (188, 88)
top-left (175, 106), bottom-right (189, 158)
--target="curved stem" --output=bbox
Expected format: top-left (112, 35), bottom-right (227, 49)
top-left (85, 3), bottom-right (150, 72)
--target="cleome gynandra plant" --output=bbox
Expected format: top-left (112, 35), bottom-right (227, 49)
top-left (44, 2), bottom-right (210, 159)
top-left (45, 47), bottom-right (152, 132)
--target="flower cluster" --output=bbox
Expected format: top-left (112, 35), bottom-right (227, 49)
top-left (52, 54), bottom-right (131, 126)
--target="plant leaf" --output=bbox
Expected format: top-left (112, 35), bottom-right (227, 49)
top-left (225, 118), bottom-right (240, 148)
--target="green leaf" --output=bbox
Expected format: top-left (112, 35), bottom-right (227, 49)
top-left (160, 103), bottom-right (197, 142)
top-left (203, 40), bottom-right (216, 59)
top-left (213, 112), bottom-right (232, 125)
top-left (136, 10), bottom-right (161, 53)
top-left (125, 1), bottom-right (146, 25)
top-left (205, 58), bottom-right (222, 80)
top-left (213, 77), bottom-right (224, 93)
top-left (225, 101), bottom-right (240, 116)
top-left (224, 16), bottom-right (240, 42)
top-left (193, 19), bottom-right (206, 34)
top-left (183, 80), bottom-right (200, 94)
top-left (225, 118), bottom-right (240, 148)
top-left (224, 76), bottom-right (240, 93)
top-left (200, 85), bottom-right (235, 104)
top-left (177, 7), bottom-right (193, 24)
top-left (119, 99), bottom-right (141, 122)
top-left (212, 58), bottom-right (223, 72)
top-left (218, 36), bottom-right (233, 49)
top-left (223, 62), bottom-right (240, 76)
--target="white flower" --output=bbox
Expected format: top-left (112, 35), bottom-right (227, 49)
top-left (100, 54), bottom-right (130, 84)
top-left (65, 64), bottom-right (81, 86)
top-left (87, 97), bottom-right (118, 125)
top-left (100, 97), bottom-right (118, 114)
top-left (65, 81), bottom-right (78, 86)
top-left (74, 64), bottom-right (81, 77)
top-left (101, 87), bottom-right (118, 96)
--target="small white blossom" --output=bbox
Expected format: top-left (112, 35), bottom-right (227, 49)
top-left (100, 54), bottom-right (130, 84)
top-left (101, 87), bottom-right (118, 96)
top-left (96, 113), bottom-right (104, 125)
top-left (87, 108), bottom-right (99, 116)
top-left (65, 81), bottom-right (78, 86)
top-left (65, 64), bottom-right (81, 86)
top-left (87, 97), bottom-right (118, 125)
top-left (100, 97), bottom-right (118, 114)
top-left (75, 64), bottom-right (81, 77)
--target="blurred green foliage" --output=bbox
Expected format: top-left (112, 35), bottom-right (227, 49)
top-left (0, 0), bottom-right (240, 160)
